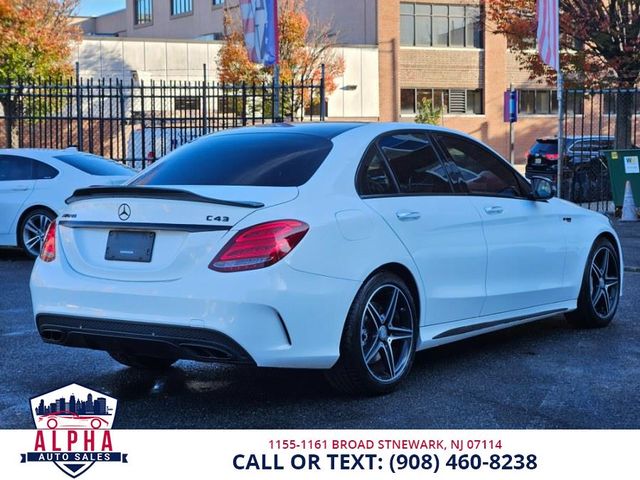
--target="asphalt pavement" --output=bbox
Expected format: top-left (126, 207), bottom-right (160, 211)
top-left (1, 224), bottom-right (639, 429)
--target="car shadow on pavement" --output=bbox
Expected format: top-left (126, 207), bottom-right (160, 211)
top-left (0, 248), bottom-right (31, 262)
top-left (100, 314), bottom-right (572, 403)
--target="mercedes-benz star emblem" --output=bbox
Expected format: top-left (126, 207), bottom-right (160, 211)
top-left (118, 203), bottom-right (131, 221)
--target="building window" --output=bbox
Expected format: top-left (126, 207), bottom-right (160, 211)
top-left (400, 3), bottom-right (483, 48)
top-left (519, 90), bottom-right (557, 114)
top-left (518, 89), bottom-right (585, 115)
top-left (175, 97), bottom-right (200, 111)
top-left (134, 0), bottom-right (153, 25)
top-left (401, 88), bottom-right (483, 115)
top-left (602, 92), bottom-right (640, 115)
top-left (197, 33), bottom-right (225, 40)
top-left (212, 0), bottom-right (224, 5)
top-left (171, 0), bottom-right (193, 16)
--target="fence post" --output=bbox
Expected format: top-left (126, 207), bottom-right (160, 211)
top-left (5, 80), bottom-right (13, 149)
top-left (75, 62), bottom-right (84, 150)
top-left (119, 79), bottom-right (127, 165)
top-left (242, 82), bottom-right (247, 126)
top-left (202, 64), bottom-right (208, 136)
top-left (320, 63), bottom-right (326, 121)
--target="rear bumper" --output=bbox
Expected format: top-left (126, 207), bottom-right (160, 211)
top-left (36, 314), bottom-right (255, 365)
top-left (30, 255), bottom-right (361, 369)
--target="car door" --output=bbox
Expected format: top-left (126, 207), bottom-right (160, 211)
top-left (0, 155), bottom-right (35, 235)
top-left (358, 131), bottom-right (487, 325)
top-left (435, 133), bottom-right (568, 316)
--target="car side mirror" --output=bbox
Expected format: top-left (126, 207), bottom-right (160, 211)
top-left (530, 176), bottom-right (555, 201)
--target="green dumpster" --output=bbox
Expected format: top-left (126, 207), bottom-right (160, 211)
top-left (603, 149), bottom-right (640, 208)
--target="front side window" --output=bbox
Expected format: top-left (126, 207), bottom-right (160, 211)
top-left (0, 156), bottom-right (32, 181)
top-left (171, 0), bottom-right (193, 16)
top-left (134, 0), bottom-right (153, 25)
top-left (378, 132), bottom-right (452, 194)
top-left (437, 134), bottom-right (523, 197)
top-left (400, 3), bottom-right (483, 48)
top-left (131, 133), bottom-right (333, 187)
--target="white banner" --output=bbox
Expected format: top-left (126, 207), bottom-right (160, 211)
top-left (1, 429), bottom-right (638, 479)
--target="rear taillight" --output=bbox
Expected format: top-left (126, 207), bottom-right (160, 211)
top-left (209, 220), bottom-right (309, 272)
top-left (40, 220), bottom-right (56, 263)
top-left (546, 153), bottom-right (559, 160)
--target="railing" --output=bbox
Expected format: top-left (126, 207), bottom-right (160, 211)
top-left (560, 87), bottom-right (640, 213)
top-left (0, 77), bottom-right (326, 169)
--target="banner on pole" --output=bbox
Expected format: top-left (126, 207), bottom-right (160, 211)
top-left (240, 0), bottom-right (278, 66)
top-left (536, 0), bottom-right (559, 72)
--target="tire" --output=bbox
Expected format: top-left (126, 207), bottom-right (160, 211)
top-left (108, 351), bottom-right (177, 370)
top-left (566, 238), bottom-right (621, 328)
top-left (326, 272), bottom-right (418, 395)
top-left (18, 208), bottom-right (56, 259)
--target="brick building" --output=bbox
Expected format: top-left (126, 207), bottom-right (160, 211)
top-left (77, 0), bottom-right (562, 162)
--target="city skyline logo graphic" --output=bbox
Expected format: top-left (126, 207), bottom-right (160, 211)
top-left (21, 383), bottom-right (128, 478)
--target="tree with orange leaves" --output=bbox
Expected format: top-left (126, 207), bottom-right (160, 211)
top-left (0, 0), bottom-right (81, 145)
top-left (217, 0), bottom-right (344, 117)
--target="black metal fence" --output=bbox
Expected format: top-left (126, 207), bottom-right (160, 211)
top-left (560, 87), bottom-right (640, 212)
top-left (0, 77), bottom-right (326, 169)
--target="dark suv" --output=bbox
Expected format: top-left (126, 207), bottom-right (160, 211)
top-left (525, 136), bottom-right (614, 202)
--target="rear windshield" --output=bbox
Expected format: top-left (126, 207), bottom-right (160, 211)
top-left (531, 140), bottom-right (558, 155)
top-left (55, 153), bottom-right (133, 176)
top-left (130, 133), bottom-right (333, 187)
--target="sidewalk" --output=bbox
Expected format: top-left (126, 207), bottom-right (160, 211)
top-left (613, 220), bottom-right (640, 272)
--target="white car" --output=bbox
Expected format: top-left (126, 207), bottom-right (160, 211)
top-left (30, 123), bottom-right (623, 394)
top-left (0, 149), bottom-right (134, 257)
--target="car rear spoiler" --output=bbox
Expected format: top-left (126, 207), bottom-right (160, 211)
top-left (65, 186), bottom-right (265, 209)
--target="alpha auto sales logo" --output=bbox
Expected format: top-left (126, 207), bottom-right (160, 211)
top-left (21, 383), bottom-right (128, 478)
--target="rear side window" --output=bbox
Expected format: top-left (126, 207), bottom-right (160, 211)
top-left (131, 133), bottom-right (333, 187)
top-left (55, 153), bottom-right (133, 176)
top-left (378, 133), bottom-right (452, 194)
top-left (33, 160), bottom-right (59, 180)
top-left (357, 146), bottom-right (396, 195)
top-left (570, 140), bottom-right (612, 153)
top-left (531, 140), bottom-right (558, 155)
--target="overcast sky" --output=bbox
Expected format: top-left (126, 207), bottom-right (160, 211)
top-left (77, 0), bottom-right (126, 17)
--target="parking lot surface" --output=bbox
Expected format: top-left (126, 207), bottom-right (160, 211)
top-left (1, 248), bottom-right (639, 429)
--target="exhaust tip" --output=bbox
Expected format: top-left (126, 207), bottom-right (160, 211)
top-left (40, 329), bottom-right (64, 343)
top-left (180, 343), bottom-right (233, 361)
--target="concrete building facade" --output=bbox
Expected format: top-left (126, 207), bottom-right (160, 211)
top-left (76, 0), bottom-right (561, 161)
top-left (72, 37), bottom-right (380, 121)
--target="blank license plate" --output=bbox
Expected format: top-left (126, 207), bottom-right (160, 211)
top-left (105, 231), bottom-right (155, 262)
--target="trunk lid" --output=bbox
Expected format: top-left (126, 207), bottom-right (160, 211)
top-left (58, 185), bottom-right (298, 281)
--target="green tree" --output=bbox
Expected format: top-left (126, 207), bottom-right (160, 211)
top-left (414, 97), bottom-right (442, 125)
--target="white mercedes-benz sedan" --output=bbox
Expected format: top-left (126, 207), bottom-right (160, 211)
top-left (30, 123), bottom-right (623, 394)
top-left (0, 149), bottom-right (134, 257)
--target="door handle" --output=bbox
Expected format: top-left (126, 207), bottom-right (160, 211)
top-left (11, 186), bottom-right (29, 192)
top-left (396, 210), bottom-right (421, 221)
top-left (484, 206), bottom-right (504, 215)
